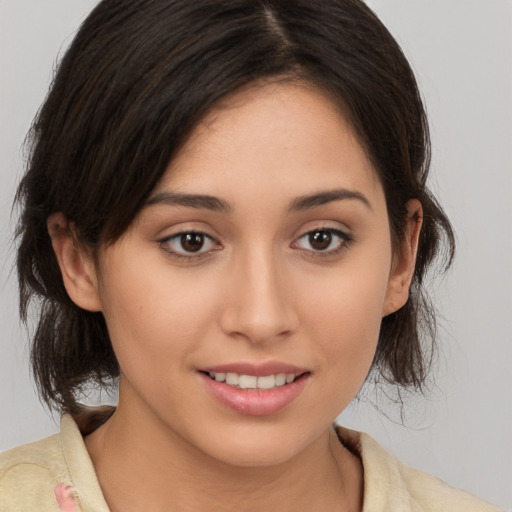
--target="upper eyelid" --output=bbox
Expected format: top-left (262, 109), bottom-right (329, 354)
top-left (294, 225), bottom-right (351, 240)
top-left (162, 229), bottom-right (213, 239)
top-left (294, 227), bottom-right (350, 243)
top-left (158, 226), bottom-right (218, 242)
top-left (159, 230), bottom-right (219, 255)
top-left (299, 226), bottom-right (349, 235)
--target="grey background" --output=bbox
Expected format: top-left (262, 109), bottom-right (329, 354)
top-left (1, 1), bottom-right (510, 509)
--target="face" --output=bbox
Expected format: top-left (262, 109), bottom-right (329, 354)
top-left (77, 82), bottom-right (414, 467)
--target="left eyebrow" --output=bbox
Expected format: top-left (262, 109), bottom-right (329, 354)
top-left (288, 188), bottom-right (372, 211)
top-left (146, 192), bottom-right (232, 212)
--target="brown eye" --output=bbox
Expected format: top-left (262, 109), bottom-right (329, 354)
top-left (308, 230), bottom-right (332, 251)
top-left (181, 233), bottom-right (205, 252)
top-left (294, 228), bottom-right (350, 254)
top-left (160, 231), bottom-right (218, 258)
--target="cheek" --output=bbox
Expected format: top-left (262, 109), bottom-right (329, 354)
top-left (97, 258), bottom-right (222, 367)
top-left (299, 283), bottom-right (384, 418)
top-left (306, 285), bottom-right (382, 373)
top-left (298, 247), bottom-right (391, 377)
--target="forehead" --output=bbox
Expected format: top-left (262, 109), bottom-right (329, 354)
top-left (152, 81), bottom-right (384, 208)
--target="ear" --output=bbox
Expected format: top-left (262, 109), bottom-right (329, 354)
top-left (47, 212), bottom-right (102, 312)
top-left (382, 199), bottom-right (423, 317)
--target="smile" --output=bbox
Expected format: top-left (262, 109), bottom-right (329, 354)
top-left (200, 365), bottom-right (310, 415)
top-left (207, 372), bottom-right (298, 390)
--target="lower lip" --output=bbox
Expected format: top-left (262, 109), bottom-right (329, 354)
top-left (200, 373), bottom-right (310, 416)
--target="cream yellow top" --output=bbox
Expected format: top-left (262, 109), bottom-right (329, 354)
top-left (0, 411), bottom-right (503, 511)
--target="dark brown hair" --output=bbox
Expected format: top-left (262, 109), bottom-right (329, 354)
top-left (16, 0), bottom-right (454, 413)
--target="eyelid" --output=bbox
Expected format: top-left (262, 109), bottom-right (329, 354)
top-left (157, 224), bottom-right (352, 262)
top-left (158, 230), bottom-right (221, 260)
top-left (292, 226), bottom-right (353, 255)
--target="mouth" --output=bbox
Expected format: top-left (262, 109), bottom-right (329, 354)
top-left (201, 371), bottom-right (306, 390)
top-left (198, 365), bottom-right (311, 415)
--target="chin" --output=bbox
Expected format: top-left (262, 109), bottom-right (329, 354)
top-left (194, 422), bottom-right (319, 469)
top-left (209, 443), bottom-right (301, 468)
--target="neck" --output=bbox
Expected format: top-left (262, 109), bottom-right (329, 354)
top-left (84, 399), bottom-right (363, 512)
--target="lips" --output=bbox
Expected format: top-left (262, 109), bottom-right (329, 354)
top-left (199, 362), bottom-right (310, 416)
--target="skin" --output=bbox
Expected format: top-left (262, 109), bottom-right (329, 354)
top-left (49, 82), bottom-right (421, 512)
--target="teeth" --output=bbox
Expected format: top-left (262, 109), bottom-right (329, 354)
top-left (225, 373), bottom-right (238, 386)
top-left (257, 375), bottom-right (276, 389)
top-left (239, 375), bottom-right (257, 389)
top-left (207, 372), bottom-right (299, 389)
top-left (275, 374), bottom-right (286, 386)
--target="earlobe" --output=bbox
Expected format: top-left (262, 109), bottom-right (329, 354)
top-left (47, 212), bottom-right (102, 312)
top-left (382, 199), bottom-right (423, 317)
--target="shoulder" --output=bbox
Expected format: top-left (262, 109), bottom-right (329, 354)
top-left (0, 410), bottom-right (113, 512)
top-left (0, 433), bottom-right (70, 510)
top-left (397, 462), bottom-right (502, 512)
top-left (335, 426), bottom-right (503, 512)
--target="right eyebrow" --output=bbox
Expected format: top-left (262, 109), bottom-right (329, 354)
top-left (288, 188), bottom-right (372, 212)
top-left (145, 192), bottom-right (232, 212)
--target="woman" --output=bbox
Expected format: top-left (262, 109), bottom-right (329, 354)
top-left (0, 0), bottom-right (503, 510)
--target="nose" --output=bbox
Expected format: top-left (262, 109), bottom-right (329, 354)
top-left (219, 247), bottom-right (298, 344)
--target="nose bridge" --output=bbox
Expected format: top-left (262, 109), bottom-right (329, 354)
top-left (220, 242), bottom-right (297, 343)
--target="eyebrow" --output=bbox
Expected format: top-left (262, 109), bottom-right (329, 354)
top-left (146, 192), bottom-right (232, 212)
top-left (289, 188), bottom-right (372, 211)
top-left (146, 187), bottom-right (371, 213)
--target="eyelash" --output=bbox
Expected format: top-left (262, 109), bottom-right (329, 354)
top-left (158, 227), bottom-right (353, 262)
top-left (292, 228), bottom-right (353, 258)
top-left (158, 231), bottom-right (220, 262)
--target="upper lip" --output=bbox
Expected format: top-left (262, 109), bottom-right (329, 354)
top-left (199, 361), bottom-right (309, 377)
